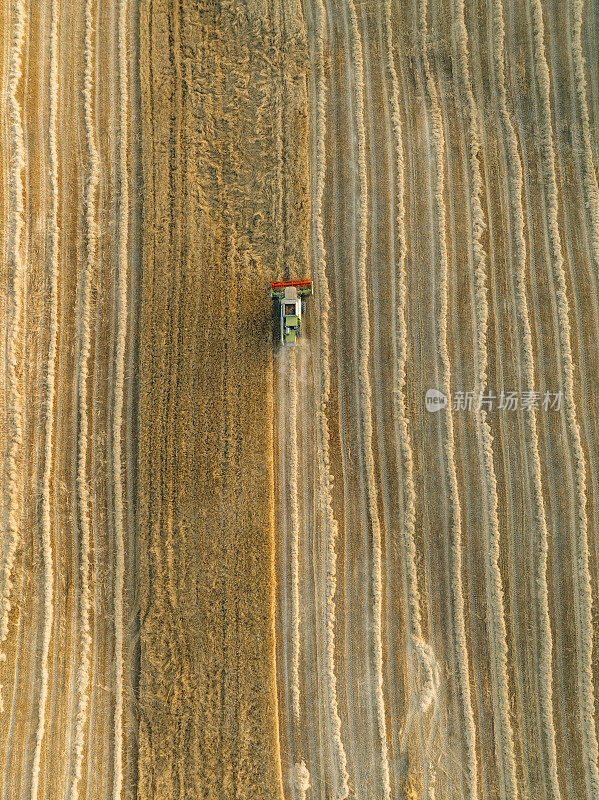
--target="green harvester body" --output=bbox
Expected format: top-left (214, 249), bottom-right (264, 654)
top-left (271, 279), bottom-right (313, 347)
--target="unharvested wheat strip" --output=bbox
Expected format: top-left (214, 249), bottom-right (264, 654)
top-left (345, 2), bottom-right (390, 796)
top-left (312, 2), bottom-right (350, 797)
top-left (288, 351), bottom-right (302, 721)
top-left (528, 2), bottom-right (599, 798)
top-left (571, 0), bottom-right (599, 275)
top-left (381, 0), bottom-right (440, 786)
top-left (0, 0), bottom-right (27, 702)
top-left (29, 0), bottom-right (59, 796)
top-left (112, 1), bottom-right (130, 797)
top-left (67, 2), bottom-right (100, 797)
top-left (271, 0), bottom-right (285, 273)
top-left (277, 0), bottom-right (295, 258)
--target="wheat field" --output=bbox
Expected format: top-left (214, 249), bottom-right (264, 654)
top-left (0, 1), bottom-right (597, 798)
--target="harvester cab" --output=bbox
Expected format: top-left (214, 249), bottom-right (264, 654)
top-left (271, 279), bottom-right (313, 346)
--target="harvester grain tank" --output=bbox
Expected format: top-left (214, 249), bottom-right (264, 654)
top-left (271, 279), bottom-right (313, 346)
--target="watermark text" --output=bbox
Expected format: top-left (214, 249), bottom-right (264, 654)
top-left (425, 389), bottom-right (562, 413)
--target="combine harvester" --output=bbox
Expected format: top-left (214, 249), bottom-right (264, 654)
top-left (271, 279), bottom-right (313, 346)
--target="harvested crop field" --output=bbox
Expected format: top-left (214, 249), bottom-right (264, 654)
top-left (0, 0), bottom-right (598, 799)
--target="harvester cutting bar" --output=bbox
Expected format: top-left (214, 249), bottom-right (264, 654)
top-left (271, 279), bottom-right (313, 299)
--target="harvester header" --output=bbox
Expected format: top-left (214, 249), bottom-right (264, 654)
top-left (270, 279), bottom-right (314, 298)
top-left (271, 279), bottom-right (313, 346)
